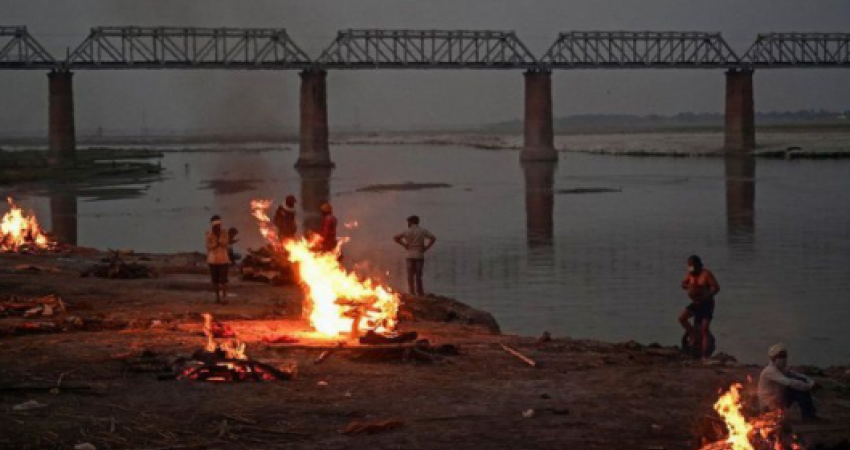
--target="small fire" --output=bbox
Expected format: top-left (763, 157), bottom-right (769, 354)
top-left (713, 384), bottom-right (754, 450)
top-left (250, 199), bottom-right (281, 251)
top-left (251, 199), bottom-right (399, 338)
top-left (1, 197), bottom-right (51, 252)
top-left (203, 313), bottom-right (246, 360)
top-left (701, 384), bottom-right (805, 450)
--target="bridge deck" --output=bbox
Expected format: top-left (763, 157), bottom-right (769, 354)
top-left (2, 27), bottom-right (849, 70)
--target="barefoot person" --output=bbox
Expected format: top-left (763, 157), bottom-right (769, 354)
top-left (205, 215), bottom-right (231, 303)
top-left (758, 344), bottom-right (820, 420)
top-left (393, 215), bottom-right (436, 296)
top-left (678, 255), bottom-right (719, 359)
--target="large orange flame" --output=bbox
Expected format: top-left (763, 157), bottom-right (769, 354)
top-left (1, 197), bottom-right (51, 252)
top-left (251, 199), bottom-right (399, 338)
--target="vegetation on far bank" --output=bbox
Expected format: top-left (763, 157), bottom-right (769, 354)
top-left (0, 148), bottom-right (164, 184)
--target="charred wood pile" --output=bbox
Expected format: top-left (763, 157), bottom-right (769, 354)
top-left (0, 294), bottom-right (65, 318)
top-left (172, 350), bottom-right (295, 382)
top-left (122, 348), bottom-right (296, 382)
top-left (81, 250), bottom-right (158, 279)
top-left (154, 313), bottom-right (296, 382)
top-left (0, 240), bottom-right (59, 254)
top-left (266, 332), bottom-right (458, 364)
top-left (240, 246), bottom-right (295, 284)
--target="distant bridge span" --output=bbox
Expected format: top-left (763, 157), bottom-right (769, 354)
top-left (1, 26), bottom-right (849, 167)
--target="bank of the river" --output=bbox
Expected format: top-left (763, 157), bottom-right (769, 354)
top-left (0, 149), bottom-right (164, 185)
top-left (1, 248), bottom-right (849, 450)
top-left (330, 130), bottom-right (850, 158)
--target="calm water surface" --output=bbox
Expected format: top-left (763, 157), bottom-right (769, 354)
top-left (4, 142), bottom-right (850, 366)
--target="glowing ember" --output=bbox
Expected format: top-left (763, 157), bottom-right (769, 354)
top-left (251, 199), bottom-right (399, 338)
top-left (1, 197), bottom-right (52, 252)
top-left (700, 384), bottom-right (805, 450)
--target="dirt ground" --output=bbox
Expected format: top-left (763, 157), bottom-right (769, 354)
top-left (1, 249), bottom-right (849, 450)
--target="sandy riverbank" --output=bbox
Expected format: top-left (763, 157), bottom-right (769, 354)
top-left (1, 248), bottom-right (849, 450)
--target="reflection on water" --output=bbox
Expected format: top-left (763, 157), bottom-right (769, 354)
top-left (49, 186), bottom-right (77, 246)
top-left (4, 143), bottom-right (850, 366)
top-left (523, 161), bottom-right (557, 247)
top-left (725, 155), bottom-right (756, 240)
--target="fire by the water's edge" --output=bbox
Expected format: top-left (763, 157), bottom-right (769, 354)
top-left (250, 199), bottom-right (400, 338)
top-left (701, 383), bottom-right (804, 450)
top-left (1, 197), bottom-right (52, 252)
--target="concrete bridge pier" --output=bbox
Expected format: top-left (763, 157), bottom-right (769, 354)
top-left (48, 70), bottom-right (76, 168)
top-left (724, 69), bottom-right (756, 153)
top-left (296, 69), bottom-right (333, 168)
top-left (521, 70), bottom-right (557, 162)
top-left (297, 165), bottom-right (333, 234)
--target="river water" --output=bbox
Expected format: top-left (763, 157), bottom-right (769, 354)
top-left (4, 140), bottom-right (850, 366)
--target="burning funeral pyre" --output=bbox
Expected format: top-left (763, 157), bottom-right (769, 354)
top-left (173, 313), bottom-right (294, 382)
top-left (700, 383), bottom-right (804, 450)
top-left (1, 197), bottom-right (54, 252)
top-left (251, 199), bottom-right (400, 339)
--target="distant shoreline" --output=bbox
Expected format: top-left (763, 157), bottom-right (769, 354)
top-left (2, 128), bottom-right (849, 167)
top-left (2, 121), bottom-right (850, 148)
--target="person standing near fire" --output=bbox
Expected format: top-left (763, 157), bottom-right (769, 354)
top-left (205, 215), bottom-right (231, 303)
top-left (678, 255), bottom-right (719, 360)
top-left (393, 215), bottom-right (437, 296)
top-left (273, 195), bottom-right (298, 241)
top-left (318, 202), bottom-right (338, 253)
top-left (758, 344), bottom-right (820, 420)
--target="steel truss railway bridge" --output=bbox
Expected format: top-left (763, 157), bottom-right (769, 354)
top-left (2, 26), bottom-right (849, 167)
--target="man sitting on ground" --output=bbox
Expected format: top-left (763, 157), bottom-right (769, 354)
top-left (757, 343), bottom-right (820, 421)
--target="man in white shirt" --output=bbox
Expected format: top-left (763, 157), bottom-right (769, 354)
top-left (205, 215), bottom-right (231, 303)
top-left (393, 215), bottom-right (436, 296)
top-left (757, 343), bottom-right (819, 420)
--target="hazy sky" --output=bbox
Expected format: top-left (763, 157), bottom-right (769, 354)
top-left (2, 0), bottom-right (850, 135)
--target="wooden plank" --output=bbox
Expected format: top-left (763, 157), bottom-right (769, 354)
top-left (313, 350), bottom-right (333, 364)
top-left (500, 344), bottom-right (538, 368)
top-left (265, 343), bottom-right (422, 351)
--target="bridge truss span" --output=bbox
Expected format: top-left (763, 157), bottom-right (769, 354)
top-left (0, 26), bottom-right (56, 69)
top-left (744, 33), bottom-right (850, 68)
top-left (541, 31), bottom-right (741, 69)
top-left (316, 29), bottom-right (540, 69)
top-left (65, 26), bottom-right (312, 69)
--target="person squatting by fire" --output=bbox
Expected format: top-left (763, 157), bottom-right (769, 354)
top-left (758, 344), bottom-right (821, 421)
